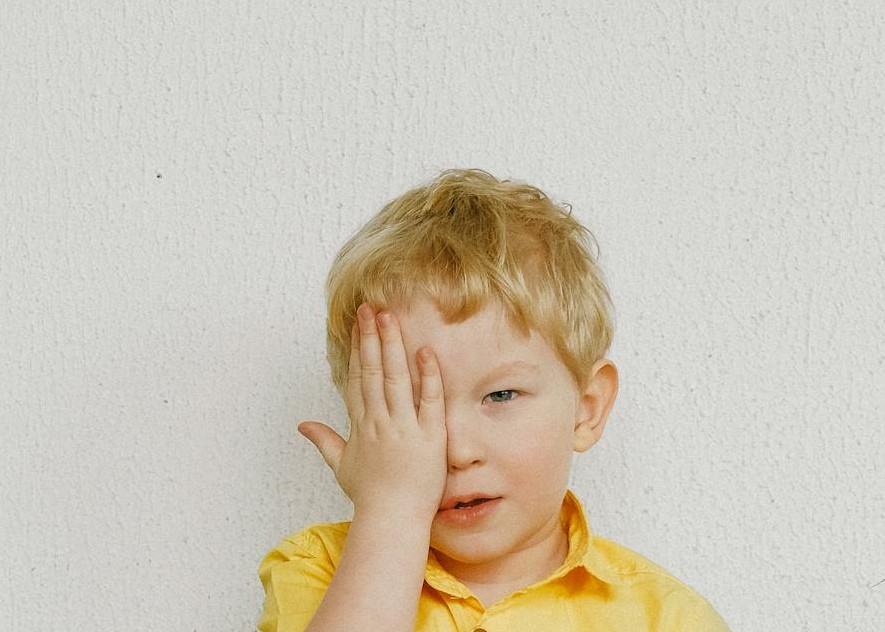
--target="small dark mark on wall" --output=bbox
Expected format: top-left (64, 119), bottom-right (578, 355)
top-left (156, 173), bottom-right (162, 179)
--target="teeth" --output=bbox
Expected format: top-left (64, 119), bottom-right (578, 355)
top-left (455, 499), bottom-right (486, 509)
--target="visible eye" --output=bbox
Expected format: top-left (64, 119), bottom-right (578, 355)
top-left (484, 390), bottom-right (518, 403)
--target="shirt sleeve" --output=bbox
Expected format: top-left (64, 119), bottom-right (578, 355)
top-left (656, 587), bottom-right (731, 632)
top-left (686, 597), bottom-right (731, 632)
top-left (257, 529), bottom-right (338, 632)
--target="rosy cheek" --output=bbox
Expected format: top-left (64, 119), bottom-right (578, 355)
top-left (506, 436), bottom-right (569, 477)
top-left (502, 415), bottom-right (577, 478)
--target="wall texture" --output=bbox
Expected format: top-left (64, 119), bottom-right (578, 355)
top-left (2, 1), bottom-right (883, 630)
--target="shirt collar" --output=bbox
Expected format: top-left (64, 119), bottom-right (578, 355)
top-left (423, 490), bottom-right (624, 597)
top-left (552, 489), bottom-right (625, 586)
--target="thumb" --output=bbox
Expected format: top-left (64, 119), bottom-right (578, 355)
top-left (298, 421), bottom-right (345, 473)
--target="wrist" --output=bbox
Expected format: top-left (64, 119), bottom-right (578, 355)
top-left (352, 500), bottom-right (438, 533)
top-left (344, 506), bottom-right (434, 573)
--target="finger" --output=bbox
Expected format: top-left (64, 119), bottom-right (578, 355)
top-left (357, 303), bottom-right (387, 417)
top-left (344, 323), bottom-right (364, 424)
top-left (416, 347), bottom-right (445, 431)
top-left (298, 421), bottom-right (345, 473)
top-left (377, 311), bottom-right (416, 419)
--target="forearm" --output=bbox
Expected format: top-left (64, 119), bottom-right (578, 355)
top-left (298, 306), bottom-right (446, 631)
top-left (304, 508), bottom-right (432, 632)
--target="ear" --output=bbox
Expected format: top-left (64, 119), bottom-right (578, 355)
top-left (573, 359), bottom-right (618, 452)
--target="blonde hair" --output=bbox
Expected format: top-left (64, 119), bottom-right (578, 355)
top-left (326, 169), bottom-right (613, 391)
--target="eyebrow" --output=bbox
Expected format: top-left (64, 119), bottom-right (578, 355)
top-left (481, 360), bottom-right (540, 382)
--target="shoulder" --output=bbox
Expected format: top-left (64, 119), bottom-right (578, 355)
top-left (258, 522), bottom-right (351, 588)
top-left (590, 533), bottom-right (689, 587)
top-left (586, 535), bottom-right (730, 630)
top-left (265, 522), bottom-right (351, 560)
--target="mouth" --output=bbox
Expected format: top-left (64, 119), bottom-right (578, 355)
top-left (436, 495), bottom-right (503, 526)
top-left (455, 498), bottom-right (492, 509)
top-left (439, 496), bottom-right (501, 512)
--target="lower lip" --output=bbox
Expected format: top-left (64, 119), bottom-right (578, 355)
top-left (436, 498), bottom-right (502, 527)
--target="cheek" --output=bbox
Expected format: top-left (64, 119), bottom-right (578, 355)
top-left (499, 416), bottom-right (576, 482)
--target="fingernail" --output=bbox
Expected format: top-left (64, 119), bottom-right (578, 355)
top-left (377, 312), bottom-right (391, 327)
top-left (357, 303), bottom-right (373, 320)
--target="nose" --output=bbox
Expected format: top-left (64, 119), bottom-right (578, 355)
top-left (445, 406), bottom-right (486, 472)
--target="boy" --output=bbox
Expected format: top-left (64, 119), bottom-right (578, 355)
top-left (258, 169), bottom-right (729, 631)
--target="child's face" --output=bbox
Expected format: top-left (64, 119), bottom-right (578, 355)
top-left (394, 297), bottom-right (613, 580)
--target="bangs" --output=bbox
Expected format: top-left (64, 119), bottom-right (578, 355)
top-left (358, 233), bottom-right (534, 334)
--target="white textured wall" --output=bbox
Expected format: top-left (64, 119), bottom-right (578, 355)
top-left (2, 2), bottom-right (883, 630)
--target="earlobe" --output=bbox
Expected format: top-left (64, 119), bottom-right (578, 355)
top-left (573, 359), bottom-right (619, 452)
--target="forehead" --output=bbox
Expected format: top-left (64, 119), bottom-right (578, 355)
top-left (396, 296), bottom-right (519, 343)
top-left (393, 297), bottom-right (561, 382)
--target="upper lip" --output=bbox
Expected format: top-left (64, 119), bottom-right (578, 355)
top-left (438, 494), bottom-right (501, 511)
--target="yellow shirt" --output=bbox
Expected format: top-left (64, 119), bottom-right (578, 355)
top-left (258, 491), bottom-right (729, 631)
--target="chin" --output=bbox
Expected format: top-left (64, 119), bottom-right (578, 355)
top-left (430, 533), bottom-right (511, 566)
